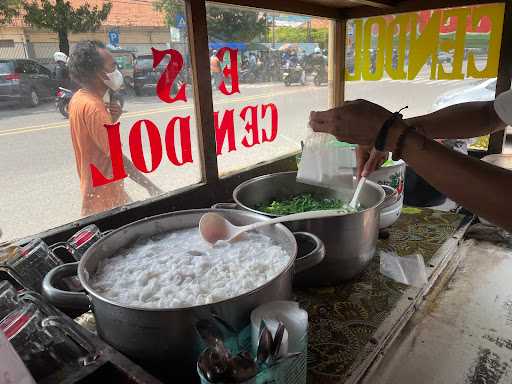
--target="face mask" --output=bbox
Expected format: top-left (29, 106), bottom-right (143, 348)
top-left (103, 68), bottom-right (123, 91)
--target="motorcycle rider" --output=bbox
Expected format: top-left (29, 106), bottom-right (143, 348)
top-left (311, 47), bottom-right (327, 84)
top-left (287, 51), bottom-right (305, 84)
top-left (53, 51), bottom-right (70, 88)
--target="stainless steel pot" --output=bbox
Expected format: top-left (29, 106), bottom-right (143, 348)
top-left (228, 171), bottom-right (385, 285)
top-left (42, 209), bottom-right (324, 380)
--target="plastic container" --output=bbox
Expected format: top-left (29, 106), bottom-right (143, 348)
top-left (6, 239), bottom-right (62, 292)
top-left (65, 224), bottom-right (102, 261)
top-left (0, 280), bottom-right (18, 320)
top-left (197, 335), bottom-right (307, 384)
top-left (0, 303), bottom-right (86, 381)
top-left (367, 159), bottom-right (405, 198)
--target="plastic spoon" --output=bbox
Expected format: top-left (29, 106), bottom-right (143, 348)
top-left (349, 177), bottom-right (366, 209)
top-left (199, 208), bottom-right (350, 244)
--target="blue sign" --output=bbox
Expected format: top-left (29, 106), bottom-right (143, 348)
top-left (108, 29), bottom-right (120, 47)
top-left (176, 13), bottom-right (186, 29)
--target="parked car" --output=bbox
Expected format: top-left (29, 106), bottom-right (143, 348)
top-left (432, 78), bottom-right (496, 111)
top-left (110, 48), bottom-right (136, 89)
top-left (133, 54), bottom-right (165, 96)
top-left (0, 59), bottom-right (60, 107)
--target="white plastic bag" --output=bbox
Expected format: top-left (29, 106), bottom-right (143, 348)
top-left (380, 251), bottom-right (428, 287)
top-left (297, 127), bottom-right (357, 188)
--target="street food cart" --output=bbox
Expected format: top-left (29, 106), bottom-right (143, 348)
top-left (1, 0), bottom-right (512, 383)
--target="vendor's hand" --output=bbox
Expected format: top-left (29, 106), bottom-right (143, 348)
top-left (309, 99), bottom-right (393, 147)
top-left (107, 102), bottom-right (122, 122)
top-left (356, 145), bottom-right (388, 179)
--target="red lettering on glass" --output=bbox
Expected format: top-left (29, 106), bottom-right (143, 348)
top-left (214, 109), bottom-right (236, 155)
top-left (89, 46), bottom-right (284, 188)
top-left (129, 120), bottom-right (163, 173)
top-left (261, 103), bottom-right (278, 143)
top-left (217, 48), bottom-right (240, 95)
top-left (152, 48), bottom-right (187, 103)
top-left (165, 116), bottom-right (193, 166)
top-left (240, 105), bottom-right (260, 148)
top-left (90, 123), bottom-right (127, 187)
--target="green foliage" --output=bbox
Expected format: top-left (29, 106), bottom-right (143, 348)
top-left (154, 1), bottom-right (266, 42)
top-left (153, 0), bottom-right (184, 28)
top-left (0, 0), bottom-right (21, 25)
top-left (275, 26), bottom-right (328, 44)
top-left (23, 0), bottom-right (112, 54)
top-left (206, 4), bottom-right (266, 42)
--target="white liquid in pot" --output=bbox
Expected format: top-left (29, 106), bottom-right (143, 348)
top-left (90, 227), bottom-right (290, 309)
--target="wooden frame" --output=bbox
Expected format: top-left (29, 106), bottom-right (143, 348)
top-left (186, 0), bottom-right (219, 183)
top-left (328, 19), bottom-right (346, 107)
top-left (31, 0), bottom-right (508, 245)
top-left (342, 0), bottom-right (505, 18)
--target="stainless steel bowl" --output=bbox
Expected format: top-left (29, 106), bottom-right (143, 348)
top-left (230, 171), bottom-right (385, 285)
top-left (42, 209), bottom-right (324, 380)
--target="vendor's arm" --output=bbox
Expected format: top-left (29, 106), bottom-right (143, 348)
top-left (353, 90), bottom-right (512, 177)
top-left (407, 100), bottom-right (505, 139)
top-left (310, 99), bottom-right (512, 231)
top-left (391, 123), bottom-right (512, 231)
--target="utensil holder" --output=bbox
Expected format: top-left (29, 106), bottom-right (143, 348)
top-left (197, 329), bottom-right (307, 384)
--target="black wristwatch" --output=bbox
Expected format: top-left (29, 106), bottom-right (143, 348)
top-left (374, 106), bottom-right (408, 152)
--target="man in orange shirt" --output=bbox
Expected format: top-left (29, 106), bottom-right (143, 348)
top-left (67, 40), bottom-right (162, 216)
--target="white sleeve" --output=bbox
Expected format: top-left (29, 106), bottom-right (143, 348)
top-left (494, 88), bottom-right (512, 125)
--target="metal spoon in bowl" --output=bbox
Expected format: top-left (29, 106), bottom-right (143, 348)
top-left (199, 208), bottom-right (354, 245)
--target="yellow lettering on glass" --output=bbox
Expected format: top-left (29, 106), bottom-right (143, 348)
top-left (363, 17), bottom-right (386, 80)
top-left (438, 8), bottom-right (470, 79)
top-left (408, 11), bottom-right (441, 80)
top-left (467, 3), bottom-right (505, 78)
top-left (385, 14), bottom-right (409, 80)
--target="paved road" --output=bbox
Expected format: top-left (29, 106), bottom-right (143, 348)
top-left (0, 76), bottom-right (480, 241)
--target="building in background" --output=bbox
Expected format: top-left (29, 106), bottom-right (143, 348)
top-left (0, 0), bottom-right (176, 62)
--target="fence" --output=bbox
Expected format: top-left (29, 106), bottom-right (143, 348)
top-left (0, 41), bottom-right (187, 64)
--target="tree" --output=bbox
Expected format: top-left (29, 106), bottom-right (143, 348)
top-left (275, 26), bottom-right (328, 44)
top-left (206, 4), bottom-right (266, 42)
top-left (153, 0), bottom-right (184, 28)
top-left (154, 0), bottom-right (266, 42)
top-left (0, 0), bottom-right (21, 25)
top-left (23, 0), bottom-right (112, 55)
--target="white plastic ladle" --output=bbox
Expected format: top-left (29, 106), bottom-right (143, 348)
top-left (200, 179), bottom-right (367, 244)
top-left (200, 208), bottom-right (348, 245)
top-left (349, 177), bottom-right (366, 209)
top-left (200, 178), bottom-right (367, 244)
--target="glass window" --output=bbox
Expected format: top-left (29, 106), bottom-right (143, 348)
top-left (0, 0), bottom-right (202, 241)
top-left (205, 3), bottom-right (332, 177)
top-left (345, 3), bottom-right (505, 153)
top-left (0, 61), bottom-right (13, 74)
top-left (24, 61), bottom-right (39, 74)
top-left (35, 63), bottom-right (51, 76)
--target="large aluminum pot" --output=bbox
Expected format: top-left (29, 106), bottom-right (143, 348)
top-left (42, 209), bottom-right (324, 380)
top-left (229, 171), bottom-right (385, 285)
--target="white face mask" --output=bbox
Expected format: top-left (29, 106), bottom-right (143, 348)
top-left (103, 68), bottom-right (123, 91)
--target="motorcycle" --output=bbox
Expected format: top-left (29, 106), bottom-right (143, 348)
top-left (56, 87), bottom-right (125, 119)
top-left (282, 63), bottom-right (305, 86)
top-left (55, 87), bottom-right (73, 119)
top-left (312, 64), bottom-right (327, 86)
